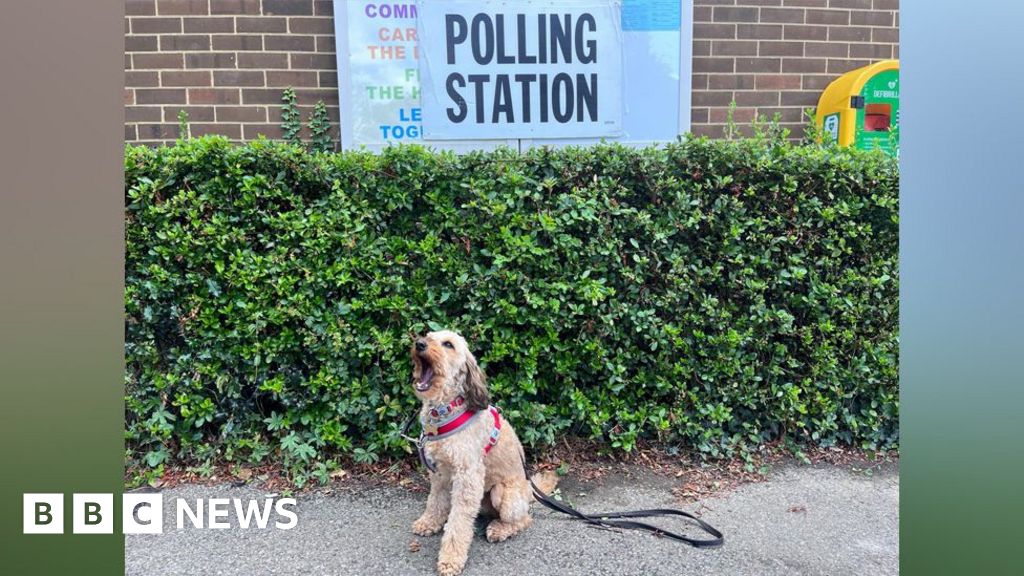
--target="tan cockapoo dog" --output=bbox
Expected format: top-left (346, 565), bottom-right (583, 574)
top-left (410, 330), bottom-right (558, 576)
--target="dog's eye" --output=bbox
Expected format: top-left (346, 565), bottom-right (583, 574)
top-left (442, 341), bottom-right (454, 349)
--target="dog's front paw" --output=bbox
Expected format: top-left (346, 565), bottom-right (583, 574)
top-left (412, 515), bottom-right (444, 536)
top-left (437, 558), bottom-right (466, 576)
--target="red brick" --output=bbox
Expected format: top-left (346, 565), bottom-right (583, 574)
top-left (164, 105), bottom-right (215, 122)
top-left (693, 57), bottom-right (735, 73)
top-left (805, 9), bottom-right (850, 24)
top-left (781, 91), bottom-right (823, 106)
top-left (125, 124), bottom-right (138, 141)
top-left (266, 70), bottom-right (319, 86)
top-left (760, 7), bottom-right (805, 23)
top-left (212, 34), bottom-right (263, 50)
top-left (241, 88), bottom-right (285, 104)
top-left (215, 106), bottom-right (268, 122)
top-left (126, 0), bottom-right (157, 16)
top-left (744, 0), bottom-right (784, 5)
top-left (783, 0), bottom-right (827, 5)
top-left (318, 70), bottom-right (337, 87)
top-left (784, 25), bottom-right (827, 40)
top-left (851, 11), bottom-right (893, 26)
top-left (736, 57), bottom-right (782, 72)
top-left (734, 91), bottom-right (781, 106)
top-left (872, 27), bottom-right (899, 43)
top-left (755, 74), bottom-right (802, 90)
top-left (691, 124), bottom-right (728, 138)
top-left (288, 17), bottom-right (334, 34)
top-left (782, 57), bottom-right (827, 73)
top-left (238, 52), bottom-right (290, 68)
top-left (130, 17), bottom-right (182, 33)
top-left (828, 0), bottom-right (871, 8)
top-left (237, 16), bottom-right (287, 32)
top-left (190, 123), bottom-right (243, 138)
top-left (125, 35), bottom-right (159, 51)
top-left (805, 41), bottom-right (849, 57)
top-left (211, 0), bottom-right (262, 14)
top-left (132, 53), bottom-right (185, 69)
top-left (162, 70), bottom-right (212, 86)
top-left (188, 87), bottom-right (241, 104)
top-left (712, 40), bottom-right (758, 56)
top-left (708, 74), bottom-right (756, 90)
top-left (759, 41), bottom-right (804, 56)
top-left (737, 24), bottom-right (783, 39)
top-left (692, 91), bottom-right (736, 107)
top-left (850, 43), bottom-right (893, 59)
top-left (137, 123), bottom-right (181, 139)
top-left (289, 88), bottom-right (337, 105)
top-left (692, 74), bottom-right (708, 90)
top-left (873, 0), bottom-right (898, 9)
top-left (315, 36), bottom-right (335, 53)
top-left (691, 108), bottom-right (709, 124)
top-left (264, 35), bottom-right (315, 51)
top-left (183, 17), bottom-right (236, 33)
top-left (694, 6), bottom-right (713, 22)
top-left (693, 40), bottom-right (711, 56)
top-left (125, 105), bottom-right (163, 122)
top-left (713, 7), bottom-right (759, 22)
top-left (213, 70), bottom-right (266, 86)
top-left (757, 107), bottom-right (805, 122)
top-left (695, 23), bottom-right (737, 39)
top-left (157, 0), bottom-right (209, 15)
top-left (125, 53), bottom-right (134, 69)
top-left (243, 123), bottom-right (285, 139)
top-left (185, 53), bottom-right (237, 68)
top-left (828, 26), bottom-right (871, 41)
top-left (710, 107), bottom-right (757, 123)
top-left (124, 88), bottom-right (135, 105)
top-left (288, 53), bottom-right (335, 69)
top-left (136, 88), bottom-right (188, 104)
top-left (262, 0), bottom-right (312, 15)
top-left (802, 74), bottom-right (836, 90)
top-left (126, 71), bottom-right (160, 87)
top-left (314, 0), bottom-right (333, 15)
top-left (159, 34), bottom-right (211, 51)
top-left (826, 58), bottom-right (871, 74)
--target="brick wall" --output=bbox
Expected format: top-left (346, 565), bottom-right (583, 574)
top-left (124, 0), bottom-right (339, 144)
top-left (691, 0), bottom-right (898, 139)
top-left (124, 0), bottom-right (898, 146)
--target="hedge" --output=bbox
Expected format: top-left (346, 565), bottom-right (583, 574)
top-left (125, 135), bottom-right (898, 477)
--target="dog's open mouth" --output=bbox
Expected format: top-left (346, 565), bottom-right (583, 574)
top-left (415, 360), bottom-right (434, 392)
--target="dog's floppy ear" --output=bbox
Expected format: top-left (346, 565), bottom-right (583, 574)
top-left (463, 351), bottom-right (490, 411)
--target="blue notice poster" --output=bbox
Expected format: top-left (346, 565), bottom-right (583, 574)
top-left (621, 0), bottom-right (681, 31)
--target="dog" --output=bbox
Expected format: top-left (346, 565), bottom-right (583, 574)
top-left (409, 330), bottom-right (558, 576)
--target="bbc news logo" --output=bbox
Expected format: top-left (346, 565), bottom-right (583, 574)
top-left (23, 493), bottom-right (297, 534)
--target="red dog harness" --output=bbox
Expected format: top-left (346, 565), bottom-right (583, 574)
top-left (417, 396), bottom-right (501, 472)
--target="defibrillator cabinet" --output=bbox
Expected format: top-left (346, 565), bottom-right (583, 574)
top-left (816, 60), bottom-right (899, 157)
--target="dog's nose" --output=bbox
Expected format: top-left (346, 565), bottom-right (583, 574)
top-left (415, 339), bottom-right (427, 352)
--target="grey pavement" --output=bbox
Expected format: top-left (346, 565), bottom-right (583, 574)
top-left (125, 462), bottom-right (898, 576)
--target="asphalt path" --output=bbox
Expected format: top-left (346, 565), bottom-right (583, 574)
top-left (126, 462), bottom-right (898, 576)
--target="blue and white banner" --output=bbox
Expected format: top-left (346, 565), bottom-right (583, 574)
top-left (417, 0), bottom-right (623, 140)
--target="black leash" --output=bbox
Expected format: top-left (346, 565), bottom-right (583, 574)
top-left (401, 409), bottom-right (724, 548)
top-left (524, 456), bottom-right (724, 548)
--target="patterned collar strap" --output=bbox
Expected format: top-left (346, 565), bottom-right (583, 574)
top-left (421, 396), bottom-right (469, 437)
top-left (418, 406), bottom-right (502, 472)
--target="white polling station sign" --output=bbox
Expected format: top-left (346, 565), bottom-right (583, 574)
top-left (416, 0), bottom-right (623, 140)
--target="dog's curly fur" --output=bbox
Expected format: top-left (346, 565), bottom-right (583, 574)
top-left (410, 330), bottom-right (558, 576)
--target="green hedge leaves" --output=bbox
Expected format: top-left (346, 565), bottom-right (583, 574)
top-left (125, 136), bottom-right (898, 473)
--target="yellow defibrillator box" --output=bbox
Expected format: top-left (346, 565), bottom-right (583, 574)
top-left (816, 59), bottom-right (899, 157)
